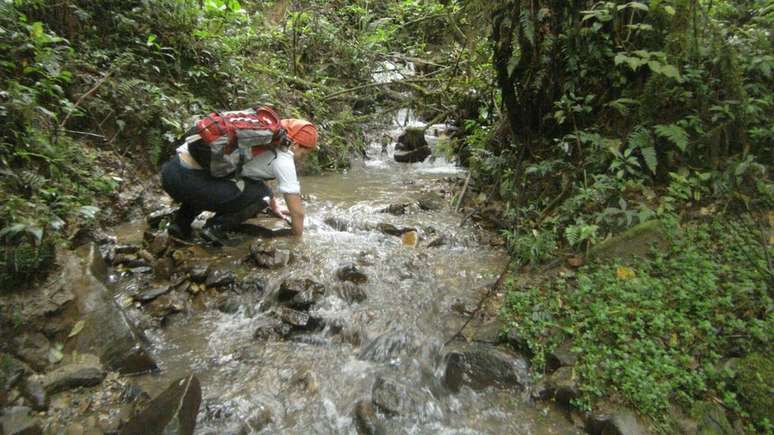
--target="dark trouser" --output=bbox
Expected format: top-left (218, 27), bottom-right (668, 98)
top-left (160, 156), bottom-right (272, 230)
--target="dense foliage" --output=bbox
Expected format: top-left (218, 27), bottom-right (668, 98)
top-left (502, 217), bottom-right (773, 431)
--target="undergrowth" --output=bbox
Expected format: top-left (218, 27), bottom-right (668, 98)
top-left (501, 216), bottom-right (773, 432)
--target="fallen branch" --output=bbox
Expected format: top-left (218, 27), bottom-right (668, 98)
top-left (455, 172), bottom-right (472, 212)
top-left (59, 70), bottom-right (113, 130)
top-left (445, 260), bottom-right (513, 346)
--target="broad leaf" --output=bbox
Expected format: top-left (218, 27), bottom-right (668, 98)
top-left (655, 124), bottom-right (689, 152)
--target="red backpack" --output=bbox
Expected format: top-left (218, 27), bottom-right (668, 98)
top-left (182, 107), bottom-right (284, 178)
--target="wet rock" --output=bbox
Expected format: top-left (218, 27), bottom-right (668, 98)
top-left (417, 192), bottom-right (445, 211)
top-left (250, 243), bottom-right (291, 269)
top-left (442, 344), bottom-right (529, 393)
top-left (379, 203), bottom-right (409, 216)
top-left (546, 366), bottom-right (579, 405)
top-left (336, 265), bottom-right (368, 284)
top-left (65, 245), bottom-right (157, 374)
top-left (154, 256), bottom-right (175, 281)
top-left (0, 406), bottom-right (42, 435)
top-left (120, 374), bottom-right (201, 435)
top-left (129, 266), bottom-right (153, 275)
top-left (238, 273), bottom-right (266, 294)
top-left (114, 245), bottom-right (140, 255)
top-left (275, 307), bottom-right (322, 332)
top-left (134, 285), bottom-right (171, 303)
top-left (588, 409), bottom-right (651, 435)
top-left (324, 217), bottom-right (350, 232)
top-left (36, 353), bottom-right (105, 395)
top-left (148, 231), bottom-right (170, 257)
top-left (1, 353), bottom-right (30, 394)
top-left (426, 235), bottom-right (448, 248)
top-left (147, 207), bottom-right (177, 229)
top-left (371, 376), bottom-right (432, 416)
top-left (205, 269), bottom-right (235, 289)
top-left (277, 279), bottom-right (325, 310)
top-left (394, 128), bottom-right (431, 163)
top-left (188, 265), bottom-right (210, 283)
top-left (253, 318), bottom-right (291, 341)
top-left (374, 223), bottom-right (414, 237)
top-left (12, 333), bottom-right (51, 372)
top-left (20, 380), bottom-right (47, 411)
top-left (353, 400), bottom-right (386, 435)
top-left (216, 297), bottom-right (241, 314)
top-left (547, 341), bottom-right (579, 372)
top-left (335, 282), bottom-right (367, 304)
top-left (113, 254), bottom-right (149, 268)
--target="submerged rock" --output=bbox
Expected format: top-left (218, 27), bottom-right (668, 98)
top-left (353, 400), bottom-right (386, 435)
top-left (120, 374), bottom-right (202, 435)
top-left (371, 376), bottom-right (433, 417)
top-left (336, 265), bottom-right (368, 284)
top-left (374, 223), bottom-right (415, 237)
top-left (334, 282), bottom-right (367, 304)
top-left (275, 307), bottom-right (322, 332)
top-left (277, 279), bottom-right (326, 310)
top-left (442, 344), bottom-right (529, 393)
top-left (188, 264), bottom-right (210, 283)
top-left (253, 317), bottom-right (291, 341)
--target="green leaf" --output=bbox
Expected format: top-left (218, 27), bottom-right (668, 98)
top-left (655, 124), bottom-right (689, 152)
top-left (68, 320), bottom-right (85, 338)
top-left (77, 206), bottom-right (101, 220)
top-left (641, 146), bottom-right (658, 174)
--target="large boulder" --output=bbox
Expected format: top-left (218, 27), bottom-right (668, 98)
top-left (588, 220), bottom-right (669, 262)
top-left (120, 374), bottom-right (202, 435)
top-left (442, 344), bottom-right (529, 393)
top-left (64, 245), bottom-right (158, 374)
top-left (250, 242), bottom-right (291, 269)
top-left (394, 128), bottom-right (431, 163)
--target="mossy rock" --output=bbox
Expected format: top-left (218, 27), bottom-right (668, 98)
top-left (588, 220), bottom-right (670, 262)
top-left (735, 352), bottom-right (774, 428)
top-left (691, 402), bottom-right (736, 435)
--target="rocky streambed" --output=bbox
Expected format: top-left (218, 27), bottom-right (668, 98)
top-left (2, 123), bottom-right (588, 435)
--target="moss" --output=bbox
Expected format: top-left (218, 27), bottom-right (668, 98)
top-left (735, 352), bottom-right (774, 429)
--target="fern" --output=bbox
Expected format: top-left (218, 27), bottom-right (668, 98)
top-left (520, 8), bottom-right (535, 46)
top-left (655, 124), bottom-right (689, 152)
top-left (628, 128), bottom-right (658, 174)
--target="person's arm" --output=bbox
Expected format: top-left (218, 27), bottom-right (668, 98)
top-left (284, 193), bottom-right (305, 236)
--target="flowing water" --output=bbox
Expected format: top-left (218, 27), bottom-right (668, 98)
top-left (110, 115), bottom-right (580, 434)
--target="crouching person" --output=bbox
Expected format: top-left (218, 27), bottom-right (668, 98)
top-left (160, 112), bottom-right (318, 245)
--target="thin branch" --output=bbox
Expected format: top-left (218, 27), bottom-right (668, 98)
top-left (59, 70), bottom-right (113, 130)
top-left (445, 261), bottom-right (513, 346)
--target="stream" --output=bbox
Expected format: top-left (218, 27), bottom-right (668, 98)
top-left (106, 113), bottom-right (580, 434)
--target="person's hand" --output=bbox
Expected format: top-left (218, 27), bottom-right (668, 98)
top-left (269, 197), bottom-right (291, 223)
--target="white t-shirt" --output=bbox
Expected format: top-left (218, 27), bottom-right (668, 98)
top-left (176, 144), bottom-right (300, 194)
top-left (241, 148), bottom-right (300, 194)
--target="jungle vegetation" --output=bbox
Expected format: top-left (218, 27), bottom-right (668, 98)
top-left (1, 0), bottom-right (771, 432)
